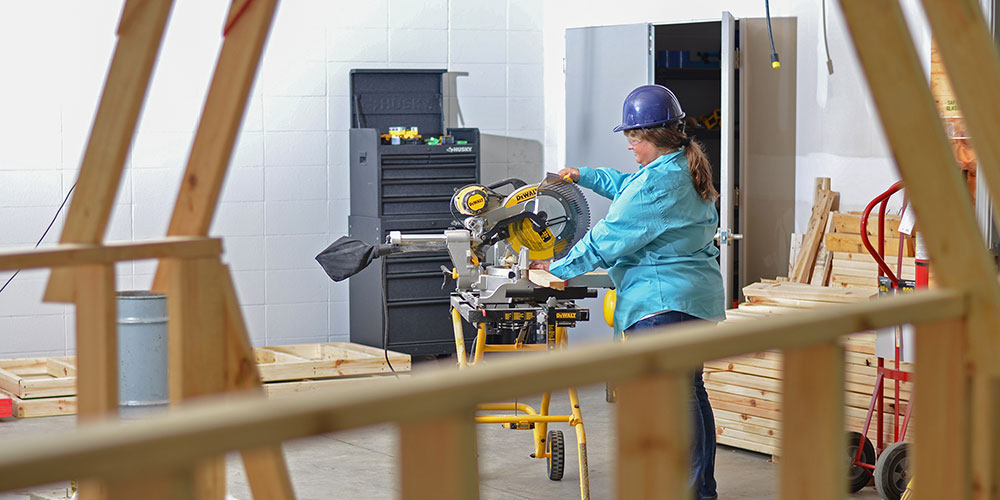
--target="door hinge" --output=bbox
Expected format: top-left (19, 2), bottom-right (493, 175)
top-left (734, 48), bottom-right (740, 69)
top-left (648, 24), bottom-right (654, 54)
top-left (733, 187), bottom-right (740, 206)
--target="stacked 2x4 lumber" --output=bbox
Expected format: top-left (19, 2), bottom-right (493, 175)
top-left (826, 211), bottom-right (915, 292)
top-left (831, 251), bottom-right (916, 292)
top-left (712, 282), bottom-right (912, 458)
top-left (0, 343), bottom-right (410, 417)
top-left (826, 212), bottom-right (914, 258)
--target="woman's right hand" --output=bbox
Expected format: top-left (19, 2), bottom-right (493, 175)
top-left (557, 167), bottom-right (580, 183)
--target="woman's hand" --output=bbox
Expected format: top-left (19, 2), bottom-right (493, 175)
top-left (556, 167), bottom-right (580, 183)
top-left (529, 260), bottom-right (550, 271)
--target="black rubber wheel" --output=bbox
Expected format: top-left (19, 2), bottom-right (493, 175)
top-left (874, 441), bottom-right (909, 500)
top-left (546, 430), bottom-right (565, 481)
top-left (847, 431), bottom-right (876, 493)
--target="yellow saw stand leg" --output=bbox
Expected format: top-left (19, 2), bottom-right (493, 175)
top-left (451, 310), bottom-right (591, 499)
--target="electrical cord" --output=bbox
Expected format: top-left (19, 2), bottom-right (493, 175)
top-left (821, 0), bottom-right (835, 74)
top-left (0, 182), bottom-right (77, 296)
top-left (765, 0), bottom-right (781, 69)
top-left (380, 257), bottom-right (398, 376)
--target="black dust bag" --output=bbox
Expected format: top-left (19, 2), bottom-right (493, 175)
top-left (315, 237), bottom-right (391, 282)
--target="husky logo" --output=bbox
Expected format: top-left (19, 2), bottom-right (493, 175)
top-left (446, 146), bottom-right (473, 153)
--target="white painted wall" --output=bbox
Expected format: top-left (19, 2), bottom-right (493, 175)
top-left (0, 0), bottom-right (544, 357)
top-left (542, 0), bottom-right (933, 233)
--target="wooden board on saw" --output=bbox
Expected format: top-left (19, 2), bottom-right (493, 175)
top-left (256, 342), bottom-right (410, 382)
top-left (0, 357), bottom-right (76, 399)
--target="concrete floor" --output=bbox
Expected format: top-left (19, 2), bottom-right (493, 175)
top-left (0, 359), bottom-right (886, 500)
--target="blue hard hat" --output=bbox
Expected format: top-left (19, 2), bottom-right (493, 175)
top-left (613, 84), bottom-right (685, 132)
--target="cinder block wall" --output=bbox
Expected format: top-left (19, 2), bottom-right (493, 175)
top-left (0, 0), bottom-right (544, 357)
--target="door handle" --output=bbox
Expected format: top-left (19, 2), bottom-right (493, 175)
top-left (714, 229), bottom-right (743, 245)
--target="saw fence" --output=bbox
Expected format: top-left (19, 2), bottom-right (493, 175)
top-left (1, 0), bottom-right (1000, 499)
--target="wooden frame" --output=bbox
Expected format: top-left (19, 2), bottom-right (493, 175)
top-left (26, 0), bottom-right (289, 498)
top-left (255, 343), bottom-right (410, 382)
top-left (0, 289), bottom-right (967, 492)
top-left (0, 358), bottom-right (75, 399)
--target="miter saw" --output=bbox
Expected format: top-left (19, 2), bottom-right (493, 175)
top-left (316, 174), bottom-right (605, 498)
top-left (317, 173), bottom-right (604, 345)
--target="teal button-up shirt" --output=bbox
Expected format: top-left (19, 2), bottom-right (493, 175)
top-left (549, 151), bottom-right (725, 334)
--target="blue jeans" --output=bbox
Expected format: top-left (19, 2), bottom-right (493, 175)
top-left (627, 311), bottom-right (718, 500)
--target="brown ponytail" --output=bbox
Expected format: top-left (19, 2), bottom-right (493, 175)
top-left (623, 126), bottom-right (719, 201)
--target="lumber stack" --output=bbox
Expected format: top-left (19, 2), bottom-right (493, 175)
top-left (831, 251), bottom-right (916, 293)
top-left (716, 180), bottom-right (919, 458)
top-left (0, 342), bottom-right (410, 418)
top-left (713, 281), bottom-right (913, 458)
top-left (822, 211), bottom-right (916, 292)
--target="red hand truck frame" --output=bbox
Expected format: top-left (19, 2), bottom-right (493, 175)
top-left (849, 181), bottom-right (915, 500)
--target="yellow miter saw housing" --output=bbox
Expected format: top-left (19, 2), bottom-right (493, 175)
top-left (450, 175), bottom-right (589, 262)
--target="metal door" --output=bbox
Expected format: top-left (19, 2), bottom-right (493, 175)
top-left (719, 12), bottom-right (738, 307)
top-left (738, 17), bottom-right (797, 296)
top-left (565, 23), bottom-right (651, 342)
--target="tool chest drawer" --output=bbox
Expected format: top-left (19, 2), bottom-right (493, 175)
top-left (350, 127), bottom-right (480, 218)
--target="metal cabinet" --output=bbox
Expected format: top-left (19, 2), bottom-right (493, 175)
top-left (565, 14), bottom-right (797, 318)
top-left (348, 128), bottom-right (480, 356)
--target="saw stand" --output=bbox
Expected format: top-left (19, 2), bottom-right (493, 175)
top-left (450, 284), bottom-right (595, 500)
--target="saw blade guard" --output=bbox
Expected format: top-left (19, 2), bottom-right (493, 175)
top-left (502, 174), bottom-right (590, 260)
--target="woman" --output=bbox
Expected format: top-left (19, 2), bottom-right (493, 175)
top-left (538, 84), bottom-right (724, 500)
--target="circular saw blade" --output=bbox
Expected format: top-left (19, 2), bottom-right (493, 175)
top-left (503, 175), bottom-right (591, 260)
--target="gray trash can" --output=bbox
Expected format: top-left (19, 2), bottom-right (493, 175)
top-left (117, 291), bottom-right (169, 407)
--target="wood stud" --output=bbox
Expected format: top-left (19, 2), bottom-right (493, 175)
top-left (44, 0), bottom-right (175, 303)
top-left (780, 341), bottom-right (844, 500)
top-left (914, 318), bottom-right (970, 500)
top-left (399, 412), bottom-right (480, 500)
top-left (616, 373), bottom-right (691, 500)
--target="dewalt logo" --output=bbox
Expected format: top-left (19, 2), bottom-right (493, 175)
top-left (556, 312), bottom-right (576, 319)
top-left (468, 194), bottom-right (486, 210)
top-left (514, 187), bottom-right (537, 203)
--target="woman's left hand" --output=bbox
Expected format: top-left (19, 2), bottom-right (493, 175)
top-left (529, 260), bottom-right (550, 271)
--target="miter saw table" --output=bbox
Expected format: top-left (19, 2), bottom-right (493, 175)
top-left (448, 273), bottom-right (599, 500)
top-left (317, 175), bottom-right (609, 500)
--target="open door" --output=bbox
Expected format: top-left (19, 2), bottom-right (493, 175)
top-left (565, 23), bottom-right (652, 342)
top-left (738, 17), bottom-right (797, 296)
top-left (719, 11), bottom-right (738, 308)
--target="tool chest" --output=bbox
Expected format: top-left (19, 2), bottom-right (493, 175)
top-left (347, 69), bottom-right (480, 356)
